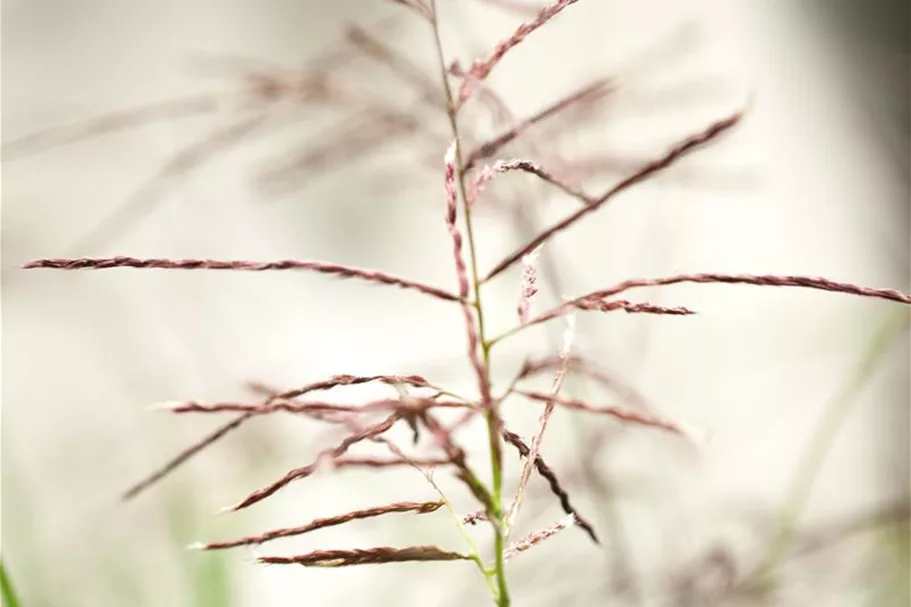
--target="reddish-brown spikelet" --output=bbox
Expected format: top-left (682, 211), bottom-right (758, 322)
top-left (519, 390), bottom-right (686, 434)
top-left (330, 456), bottom-right (452, 469)
top-left (516, 247), bottom-right (541, 324)
top-left (444, 142), bottom-right (471, 302)
top-left (229, 413), bottom-right (400, 511)
top-left (275, 374), bottom-right (433, 400)
top-left (467, 159), bottom-right (515, 208)
top-left (258, 545), bottom-right (472, 567)
top-left (504, 514), bottom-right (575, 560)
top-left (526, 298), bottom-right (696, 327)
top-left (467, 159), bottom-right (589, 209)
top-left (489, 298), bottom-right (696, 347)
top-left (571, 298), bottom-right (695, 315)
top-left (455, 0), bottom-right (585, 107)
top-left (196, 500), bottom-right (445, 550)
top-left (483, 110), bottom-right (744, 281)
top-left (23, 257), bottom-right (462, 302)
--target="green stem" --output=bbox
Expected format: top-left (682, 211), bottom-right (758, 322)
top-left (424, 471), bottom-right (497, 595)
top-left (429, 3), bottom-right (509, 605)
top-left (757, 307), bottom-right (909, 596)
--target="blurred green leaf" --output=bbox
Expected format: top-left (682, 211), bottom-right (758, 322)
top-left (1, 560), bottom-right (22, 607)
top-left (191, 552), bottom-right (232, 607)
top-left (162, 484), bottom-right (234, 607)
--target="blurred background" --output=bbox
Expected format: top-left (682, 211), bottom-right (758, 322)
top-left (2, 0), bottom-right (908, 605)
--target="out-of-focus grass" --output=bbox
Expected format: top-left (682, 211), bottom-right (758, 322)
top-left (759, 305), bottom-right (910, 594)
top-left (1, 560), bottom-right (23, 607)
top-left (876, 518), bottom-right (911, 606)
top-left (3, 468), bottom-right (236, 607)
top-left (190, 548), bottom-right (232, 607)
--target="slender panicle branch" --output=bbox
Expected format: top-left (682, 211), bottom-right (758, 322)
top-left (1, 92), bottom-right (231, 160)
top-left (483, 111), bottom-right (744, 281)
top-left (23, 257), bottom-right (462, 303)
top-left (516, 355), bottom-right (654, 411)
top-left (121, 412), bottom-right (255, 501)
top-left (160, 397), bottom-right (467, 415)
top-left (66, 112), bottom-right (270, 255)
top-left (489, 298), bottom-right (696, 347)
top-left (576, 273), bottom-right (911, 306)
top-left (195, 500), bottom-right (444, 550)
top-left (328, 455), bottom-right (452, 469)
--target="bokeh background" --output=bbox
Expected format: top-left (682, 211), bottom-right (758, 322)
top-left (2, 1), bottom-right (909, 606)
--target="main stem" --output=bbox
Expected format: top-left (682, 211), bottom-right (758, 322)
top-left (429, 4), bottom-right (509, 606)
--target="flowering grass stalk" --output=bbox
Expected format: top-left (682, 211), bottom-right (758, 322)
top-left (17, 0), bottom-right (911, 605)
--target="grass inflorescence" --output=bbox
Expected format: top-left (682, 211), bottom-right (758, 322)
top-left (14, 1), bottom-right (911, 605)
